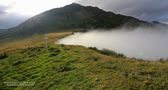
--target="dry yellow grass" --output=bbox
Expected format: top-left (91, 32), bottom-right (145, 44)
top-left (0, 32), bottom-right (72, 52)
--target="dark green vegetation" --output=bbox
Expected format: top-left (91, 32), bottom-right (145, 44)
top-left (89, 47), bottom-right (125, 58)
top-left (0, 3), bottom-right (155, 42)
top-left (0, 44), bottom-right (168, 90)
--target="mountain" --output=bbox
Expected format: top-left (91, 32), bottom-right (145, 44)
top-left (0, 3), bottom-right (164, 41)
top-left (0, 29), bottom-right (6, 37)
top-left (152, 21), bottom-right (168, 27)
top-left (0, 29), bottom-right (5, 32)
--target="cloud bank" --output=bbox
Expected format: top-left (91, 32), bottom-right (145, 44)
top-left (58, 28), bottom-right (168, 60)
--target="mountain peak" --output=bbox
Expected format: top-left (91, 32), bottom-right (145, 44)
top-left (4, 4), bottom-right (153, 39)
top-left (65, 3), bottom-right (82, 7)
top-left (70, 3), bottom-right (81, 6)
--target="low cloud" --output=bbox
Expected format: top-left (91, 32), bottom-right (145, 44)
top-left (58, 27), bottom-right (168, 60)
top-left (0, 12), bottom-right (29, 29)
top-left (0, 5), bottom-right (30, 29)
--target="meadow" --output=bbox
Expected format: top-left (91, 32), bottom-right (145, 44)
top-left (0, 32), bottom-right (168, 90)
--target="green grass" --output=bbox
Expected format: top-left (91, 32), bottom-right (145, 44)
top-left (0, 44), bottom-right (168, 90)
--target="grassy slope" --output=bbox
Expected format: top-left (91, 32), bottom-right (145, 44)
top-left (0, 32), bottom-right (72, 52)
top-left (0, 45), bottom-right (168, 90)
top-left (0, 32), bottom-right (168, 90)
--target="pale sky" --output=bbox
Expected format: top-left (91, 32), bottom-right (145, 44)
top-left (0, 0), bottom-right (75, 16)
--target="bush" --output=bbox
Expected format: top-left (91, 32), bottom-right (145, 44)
top-left (48, 47), bottom-right (60, 52)
top-left (12, 60), bottom-right (23, 66)
top-left (88, 47), bottom-right (98, 51)
top-left (99, 49), bottom-right (117, 56)
top-left (88, 47), bottom-right (125, 58)
top-left (0, 53), bottom-right (8, 60)
top-left (88, 56), bottom-right (100, 61)
top-left (55, 63), bottom-right (75, 72)
top-left (49, 53), bottom-right (58, 57)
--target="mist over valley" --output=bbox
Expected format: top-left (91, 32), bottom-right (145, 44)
top-left (58, 27), bottom-right (168, 60)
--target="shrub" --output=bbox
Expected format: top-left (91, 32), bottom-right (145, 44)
top-left (0, 53), bottom-right (8, 60)
top-left (88, 47), bottom-right (98, 51)
top-left (159, 58), bottom-right (165, 62)
top-left (49, 53), bottom-right (58, 57)
top-left (99, 49), bottom-right (117, 56)
top-left (12, 60), bottom-right (23, 66)
top-left (88, 56), bottom-right (100, 61)
top-left (88, 47), bottom-right (125, 58)
top-left (48, 47), bottom-right (60, 52)
top-left (55, 63), bottom-right (75, 72)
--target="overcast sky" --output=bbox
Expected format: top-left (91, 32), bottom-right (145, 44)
top-left (77, 0), bottom-right (168, 22)
top-left (0, 0), bottom-right (168, 29)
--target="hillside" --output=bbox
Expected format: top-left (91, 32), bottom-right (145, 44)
top-left (0, 32), bottom-right (72, 52)
top-left (0, 26), bottom-right (168, 90)
top-left (0, 44), bottom-right (168, 90)
top-left (0, 3), bottom-right (153, 41)
top-left (0, 29), bottom-right (6, 34)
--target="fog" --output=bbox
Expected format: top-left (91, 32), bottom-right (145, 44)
top-left (58, 28), bottom-right (168, 60)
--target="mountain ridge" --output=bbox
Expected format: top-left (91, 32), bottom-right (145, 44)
top-left (0, 3), bottom-right (167, 41)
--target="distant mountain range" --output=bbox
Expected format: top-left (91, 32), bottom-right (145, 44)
top-left (0, 3), bottom-right (167, 41)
